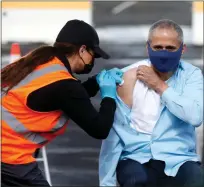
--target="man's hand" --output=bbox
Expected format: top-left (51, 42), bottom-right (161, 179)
top-left (137, 65), bottom-right (168, 95)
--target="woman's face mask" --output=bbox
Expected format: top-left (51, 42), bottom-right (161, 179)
top-left (80, 58), bottom-right (95, 74)
top-left (147, 42), bottom-right (183, 73)
top-left (77, 49), bottom-right (95, 74)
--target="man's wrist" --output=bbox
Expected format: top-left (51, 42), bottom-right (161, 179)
top-left (156, 81), bottom-right (168, 95)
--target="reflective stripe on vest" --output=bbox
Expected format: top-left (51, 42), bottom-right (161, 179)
top-left (2, 106), bottom-right (68, 144)
top-left (13, 64), bottom-right (68, 90)
top-left (49, 113), bottom-right (68, 132)
top-left (2, 106), bottom-right (48, 145)
top-left (2, 63), bottom-right (70, 144)
top-left (1, 64), bottom-right (68, 97)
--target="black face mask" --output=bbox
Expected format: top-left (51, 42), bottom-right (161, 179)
top-left (76, 53), bottom-right (95, 74)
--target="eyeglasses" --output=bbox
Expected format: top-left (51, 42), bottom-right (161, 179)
top-left (86, 50), bottom-right (95, 58)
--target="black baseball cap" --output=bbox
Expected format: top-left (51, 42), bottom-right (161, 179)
top-left (55, 19), bottom-right (110, 59)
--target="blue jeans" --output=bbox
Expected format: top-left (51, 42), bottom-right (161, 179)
top-left (116, 159), bottom-right (204, 187)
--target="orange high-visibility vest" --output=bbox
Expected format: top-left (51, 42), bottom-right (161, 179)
top-left (2, 57), bottom-right (76, 164)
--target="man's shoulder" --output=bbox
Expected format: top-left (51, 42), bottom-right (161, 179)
top-left (180, 60), bottom-right (201, 72)
top-left (178, 60), bottom-right (203, 82)
top-left (121, 59), bottom-right (150, 72)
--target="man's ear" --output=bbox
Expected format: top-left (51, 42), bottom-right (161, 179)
top-left (145, 41), bottom-right (149, 56)
top-left (79, 45), bottom-right (86, 55)
top-left (182, 44), bottom-right (187, 55)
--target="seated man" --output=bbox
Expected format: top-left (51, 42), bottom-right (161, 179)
top-left (99, 19), bottom-right (203, 187)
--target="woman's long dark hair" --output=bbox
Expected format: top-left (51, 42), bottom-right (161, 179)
top-left (1, 42), bottom-right (80, 93)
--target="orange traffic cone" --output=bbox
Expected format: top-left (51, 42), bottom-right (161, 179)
top-left (10, 43), bottom-right (21, 64)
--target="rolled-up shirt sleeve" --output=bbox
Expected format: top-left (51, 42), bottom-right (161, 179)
top-left (161, 68), bottom-right (203, 127)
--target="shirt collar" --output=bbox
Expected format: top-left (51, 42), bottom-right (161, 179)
top-left (178, 60), bottom-right (184, 70)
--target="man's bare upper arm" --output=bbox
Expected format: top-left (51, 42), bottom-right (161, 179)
top-left (117, 67), bottom-right (137, 108)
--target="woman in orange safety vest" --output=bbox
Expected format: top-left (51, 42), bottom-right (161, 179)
top-left (1, 19), bottom-right (123, 186)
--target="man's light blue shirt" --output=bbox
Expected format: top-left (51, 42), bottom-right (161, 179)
top-left (99, 59), bottom-right (203, 186)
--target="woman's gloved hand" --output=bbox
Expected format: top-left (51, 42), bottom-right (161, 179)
top-left (107, 68), bottom-right (124, 85)
top-left (96, 70), bottom-right (117, 99)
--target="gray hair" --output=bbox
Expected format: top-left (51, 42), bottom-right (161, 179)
top-left (148, 19), bottom-right (183, 43)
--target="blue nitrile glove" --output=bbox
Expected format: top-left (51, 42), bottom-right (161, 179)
top-left (96, 69), bottom-right (117, 99)
top-left (107, 68), bottom-right (124, 85)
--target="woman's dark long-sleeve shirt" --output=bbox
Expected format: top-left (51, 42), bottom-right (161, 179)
top-left (26, 54), bottom-right (116, 139)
